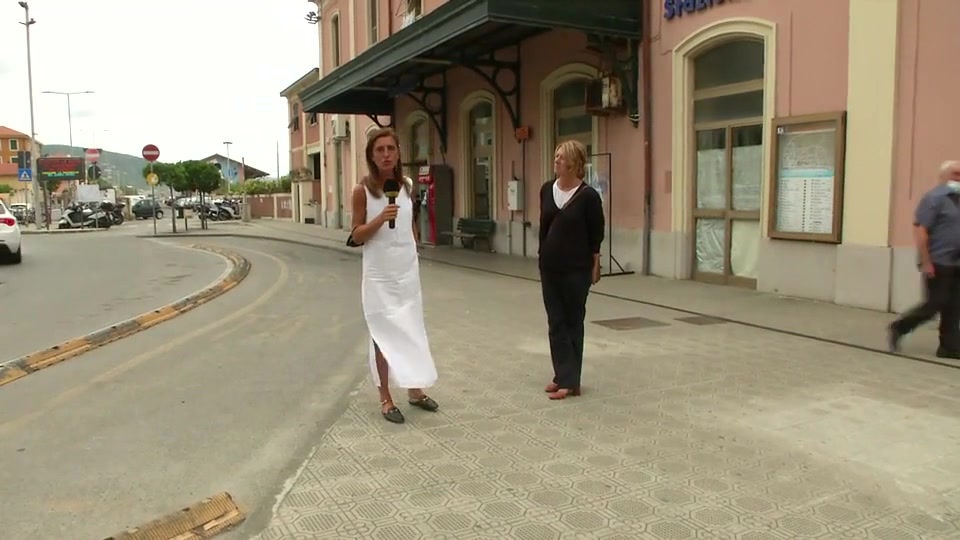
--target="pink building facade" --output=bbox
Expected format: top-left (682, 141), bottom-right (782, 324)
top-left (282, 0), bottom-right (960, 313)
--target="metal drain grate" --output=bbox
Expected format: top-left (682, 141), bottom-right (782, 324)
top-left (593, 316), bottom-right (669, 330)
top-left (675, 315), bottom-right (726, 325)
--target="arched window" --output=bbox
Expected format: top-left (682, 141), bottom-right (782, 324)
top-left (403, 115), bottom-right (430, 179)
top-left (410, 118), bottom-right (429, 163)
top-left (331, 15), bottom-right (341, 67)
top-left (552, 79), bottom-right (593, 157)
top-left (467, 101), bottom-right (494, 219)
top-left (691, 38), bottom-right (765, 284)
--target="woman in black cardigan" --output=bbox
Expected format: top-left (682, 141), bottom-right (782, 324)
top-left (538, 140), bottom-right (605, 400)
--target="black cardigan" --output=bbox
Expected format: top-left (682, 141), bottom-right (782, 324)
top-left (538, 181), bottom-right (605, 272)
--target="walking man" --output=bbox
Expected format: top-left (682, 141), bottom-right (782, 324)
top-left (889, 160), bottom-right (960, 359)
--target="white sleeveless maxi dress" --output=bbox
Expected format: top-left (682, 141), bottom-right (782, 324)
top-left (361, 179), bottom-right (438, 388)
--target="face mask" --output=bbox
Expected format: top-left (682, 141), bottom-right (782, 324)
top-left (948, 181), bottom-right (960, 193)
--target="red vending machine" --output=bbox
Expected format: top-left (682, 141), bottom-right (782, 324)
top-left (416, 164), bottom-right (454, 245)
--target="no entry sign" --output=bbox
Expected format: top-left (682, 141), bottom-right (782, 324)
top-left (142, 144), bottom-right (160, 162)
top-left (85, 148), bottom-right (100, 163)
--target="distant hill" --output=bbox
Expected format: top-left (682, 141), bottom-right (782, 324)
top-left (41, 145), bottom-right (149, 190)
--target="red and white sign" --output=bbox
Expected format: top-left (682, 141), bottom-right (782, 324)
top-left (142, 144), bottom-right (160, 162)
top-left (85, 148), bottom-right (100, 163)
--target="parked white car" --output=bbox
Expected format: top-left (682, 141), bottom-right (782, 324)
top-left (0, 200), bottom-right (23, 264)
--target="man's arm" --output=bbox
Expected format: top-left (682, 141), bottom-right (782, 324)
top-left (914, 193), bottom-right (938, 274)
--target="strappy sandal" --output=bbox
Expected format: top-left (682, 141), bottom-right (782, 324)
top-left (547, 387), bottom-right (581, 400)
top-left (381, 400), bottom-right (405, 424)
top-left (407, 395), bottom-right (439, 412)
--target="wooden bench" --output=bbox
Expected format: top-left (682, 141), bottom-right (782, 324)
top-left (442, 218), bottom-right (496, 251)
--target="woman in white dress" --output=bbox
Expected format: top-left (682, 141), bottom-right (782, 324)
top-left (348, 128), bottom-right (439, 424)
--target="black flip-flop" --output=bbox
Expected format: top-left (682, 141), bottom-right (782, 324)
top-left (408, 395), bottom-right (439, 412)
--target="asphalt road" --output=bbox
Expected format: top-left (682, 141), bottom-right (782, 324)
top-left (0, 232), bottom-right (228, 362)
top-left (0, 237), bottom-right (369, 540)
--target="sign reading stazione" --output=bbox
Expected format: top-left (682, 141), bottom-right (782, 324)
top-left (664, 0), bottom-right (726, 20)
top-left (37, 157), bottom-right (86, 181)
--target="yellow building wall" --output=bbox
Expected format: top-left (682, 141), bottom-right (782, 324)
top-left (0, 177), bottom-right (32, 205)
top-left (0, 138), bottom-right (36, 164)
top-left (841, 0), bottom-right (899, 246)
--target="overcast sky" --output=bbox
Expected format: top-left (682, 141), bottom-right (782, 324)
top-left (0, 0), bottom-right (318, 177)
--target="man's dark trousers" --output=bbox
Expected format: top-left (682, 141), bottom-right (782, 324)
top-left (891, 265), bottom-right (960, 353)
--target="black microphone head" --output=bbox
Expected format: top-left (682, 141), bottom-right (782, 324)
top-left (383, 179), bottom-right (401, 198)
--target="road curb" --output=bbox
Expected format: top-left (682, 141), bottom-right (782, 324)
top-left (138, 232), bottom-right (356, 257)
top-left (103, 491), bottom-right (244, 540)
top-left (22, 228), bottom-right (108, 235)
top-left (0, 245), bottom-right (251, 388)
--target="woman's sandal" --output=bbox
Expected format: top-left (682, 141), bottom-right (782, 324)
top-left (381, 400), bottom-right (405, 424)
top-left (547, 387), bottom-right (581, 400)
top-left (408, 395), bottom-right (440, 412)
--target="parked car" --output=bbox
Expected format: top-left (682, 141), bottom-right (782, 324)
top-left (0, 200), bottom-right (23, 264)
top-left (132, 199), bottom-right (164, 219)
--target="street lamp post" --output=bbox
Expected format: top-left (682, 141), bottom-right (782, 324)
top-left (42, 90), bottom-right (94, 147)
top-left (79, 128), bottom-right (109, 147)
top-left (223, 141), bottom-right (232, 194)
top-left (18, 2), bottom-right (42, 228)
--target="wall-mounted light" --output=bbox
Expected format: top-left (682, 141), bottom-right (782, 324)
top-left (305, 11), bottom-right (319, 24)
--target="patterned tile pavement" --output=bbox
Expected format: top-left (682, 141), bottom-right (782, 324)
top-left (251, 261), bottom-right (960, 539)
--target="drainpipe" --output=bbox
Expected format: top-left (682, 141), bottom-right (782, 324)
top-left (316, 2), bottom-right (327, 227)
top-left (640, 0), bottom-right (654, 276)
top-left (387, 0), bottom-right (393, 36)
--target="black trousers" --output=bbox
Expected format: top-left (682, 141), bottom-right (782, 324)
top-left (540, 269), bottom-right (593, 388)
top-left (892, 264), bottom-right (960, 352)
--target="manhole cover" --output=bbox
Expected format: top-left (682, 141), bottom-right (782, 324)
top-left (593, 316), bottom-right (669, 330)
top-left (675, 315), bottom-right (726, 325)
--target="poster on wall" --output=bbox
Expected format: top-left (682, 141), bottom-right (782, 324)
top-left (769, 112), bottom-right (846, 243)
top-left (585, 158), bottom-right (609, 205)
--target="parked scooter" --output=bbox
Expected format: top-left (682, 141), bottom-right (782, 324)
top-left (100, 201), bottom-right (125, 225)
top-left (212, 201), bottom-right (236, 221)
top-left (57, 204), bottom-right (112, 229)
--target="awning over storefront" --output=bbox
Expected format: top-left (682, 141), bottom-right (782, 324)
top-left (299, 0), bottom-right (641, 149)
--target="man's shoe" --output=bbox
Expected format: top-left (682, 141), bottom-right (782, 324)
top-left (935, 347), bottom-right (960, 359)
top-left (887, 325), bottom-right (902, 352)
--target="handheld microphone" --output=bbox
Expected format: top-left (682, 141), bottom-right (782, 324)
top-left (383, 179), bottom-right (400, 229)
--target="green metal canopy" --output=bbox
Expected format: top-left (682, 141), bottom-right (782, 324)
top-left (300, 0), bottom-right (641, 151)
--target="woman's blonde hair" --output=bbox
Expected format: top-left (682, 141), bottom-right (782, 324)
top-left (555, 140), bottom-right (588, 180)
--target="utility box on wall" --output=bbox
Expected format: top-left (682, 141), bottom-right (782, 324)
top-left (507, 180), bottom-right (522, 211)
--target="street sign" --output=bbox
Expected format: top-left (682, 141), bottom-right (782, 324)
top-left (146, 172), bottom-right (159, 186)
top-left (18, 168), bottom-right (32, 182)
top-left (37, 157), bottom-right (85, 181)
top-left (85, 148), bottom-right (100, 163)
top-left (142, 144), bottom-right (160, 162)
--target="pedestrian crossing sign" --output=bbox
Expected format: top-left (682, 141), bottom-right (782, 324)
top-left (18, 168), bottom-right (32, 182)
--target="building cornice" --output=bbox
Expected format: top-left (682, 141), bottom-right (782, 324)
top-left (280, 67), bottom-right (322, 98)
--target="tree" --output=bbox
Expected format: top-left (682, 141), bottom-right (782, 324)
top-left (143, 162), bottom-right (187, 193)
top-left (238, 177), bottom-right (293, 195)
top-left (180, 160), bottom-right (221, 194)
top-left (42, 178), bottom-right (62, 196)
top-left (143, 161), bottom-right (188, 233)
top-left (0, 184), bottom-right (12, 194)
